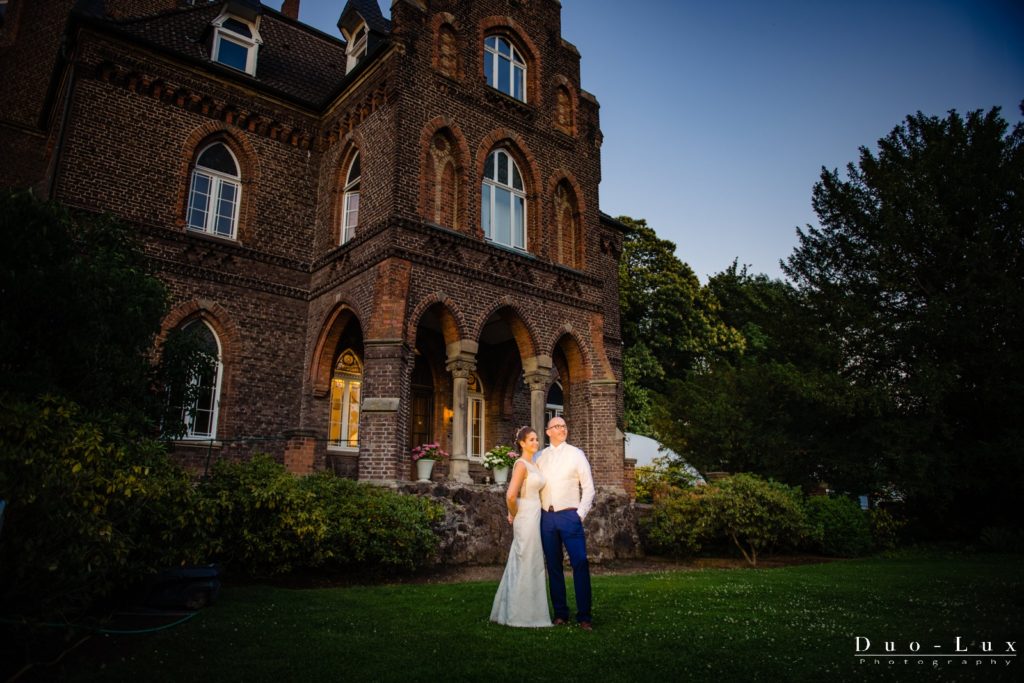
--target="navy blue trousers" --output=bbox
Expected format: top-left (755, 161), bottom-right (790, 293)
top-left (540, 509), bottom-right (592, 623)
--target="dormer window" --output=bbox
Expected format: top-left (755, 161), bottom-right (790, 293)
top-left (212, 13), bottom-right (261, 75)
top-left (345, 23), bottom-right (368, 73)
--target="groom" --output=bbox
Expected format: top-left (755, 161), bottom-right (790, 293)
top-left (536, 416), bottom-right (595, 630)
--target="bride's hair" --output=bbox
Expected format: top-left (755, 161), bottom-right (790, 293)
top-left (514, 425), bottom-right (535, 448)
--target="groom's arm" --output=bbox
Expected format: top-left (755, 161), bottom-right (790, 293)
top-left (576, 449), bottom-right (595, 520)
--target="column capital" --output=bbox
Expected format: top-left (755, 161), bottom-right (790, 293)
top-left (522, 369), bottom-right (551, 392)
top-left (446, 357), bottom-right (476, 379)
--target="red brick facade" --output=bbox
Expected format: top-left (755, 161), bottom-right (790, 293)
top-left (1, 0), bottom-right (630, 490)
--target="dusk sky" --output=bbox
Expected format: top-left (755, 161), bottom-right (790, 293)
top-left (280, 0), bottom-right (1024, 281)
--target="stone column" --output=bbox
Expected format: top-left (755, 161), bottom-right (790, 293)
top-left (523, 370), bottom-right (551, 437)
top-left (445, 354), bottom-right (476, 483)
top-left (521, 355), bottom-right (553, 437)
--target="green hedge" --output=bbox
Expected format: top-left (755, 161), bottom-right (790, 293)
top-left (804, 495), bottom-right (873, 557)
top-left (198, 457), bottom-right (444, 576)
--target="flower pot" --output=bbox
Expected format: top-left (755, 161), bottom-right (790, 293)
top-left (492, 466), bottom-right (509, 485)
top-left (416, 458), bottom-right (435, 482)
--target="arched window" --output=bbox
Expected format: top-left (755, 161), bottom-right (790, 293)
top-left (481, 149), bottom-right (526, 250)
top-left (467, 372), bottom-right (485, 459)
top-left (341, 152), bottom-right (360, 244)
top-left (180, 320), bottom-right (223, 439)
top-left (329, 349), bottom-right (362, 450)
top-left (484, 35), bottom-right (526, 102)
top-left (187, 142), bottom-right (241, 240)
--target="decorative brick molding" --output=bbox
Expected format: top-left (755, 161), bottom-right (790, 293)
top-left (309, 303), bottom-right (363, 396)
top-left (91, 61), bottom-right (313, 149)
top-left (405, 295), bottom-right (468, 347)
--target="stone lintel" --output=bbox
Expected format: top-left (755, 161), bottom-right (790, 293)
top-left (362, 397), bottom-right (401, 412)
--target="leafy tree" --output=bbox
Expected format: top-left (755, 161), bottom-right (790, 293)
top-left (702, 473), bottom-right (808, 566)
top-left (617, 216), bottom-right (744, 433)
top-left (783, 106), bottom-right (1024, 535)
top-left (656, 263), bottom-right (893, 494)
top-left (0, 189), bottom-right (211, 434)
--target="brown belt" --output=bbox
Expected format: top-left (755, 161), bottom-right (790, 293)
top-left (547, 506), bottom-right (577, 513)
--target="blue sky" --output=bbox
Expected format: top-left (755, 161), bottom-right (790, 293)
top-left (282, 0), bottom-right (1024, 281)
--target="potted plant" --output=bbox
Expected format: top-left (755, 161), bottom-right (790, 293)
top-left (411, 443), bottom-right (448, 482)
top-left (483, 444), bottom-right (517, 485)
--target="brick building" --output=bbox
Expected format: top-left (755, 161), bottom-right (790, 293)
top-left (0, 0), bottom-right (631, 491)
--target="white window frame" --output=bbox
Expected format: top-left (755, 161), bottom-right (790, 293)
top-left (544, 381), bottom-right (563, 446)
top-left (181, 321), bottom-right (223, 441)
top-left (341, 152), bottom-right (360, 245)
top-left (186, 143), bottom-right (242, 240)
top-left (484, 35), bottom-right (526, 102)
top-left (211, 12), bottom-right (261, 75)
top-left (467, 377), bottom-right (485, 461)
top-left (345, 22), bottom-right (368, 73)
top-left (481, 149), bottom-right (527, 251)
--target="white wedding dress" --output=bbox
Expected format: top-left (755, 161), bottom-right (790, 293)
top-left (489, 460), bottom-right (552, 627)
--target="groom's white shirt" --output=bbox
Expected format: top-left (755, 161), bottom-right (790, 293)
top-left (536, 441), bottom-right (595, 520)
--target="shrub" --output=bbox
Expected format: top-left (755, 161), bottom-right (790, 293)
top-left (702, 473), bottom-right (808, 566)
top-left (300, 474), bottom-right (443, 571)
top-left (639, 488), bottom-right (710, 557)
top-left (978, 525), bottom-right (1024, 553)
top-left (635, 455), bottom-right (700, 503)
top-left (197, 454), bottom-right (328, 576)
top-left (0, 395), bottom-right (202, 619)
top-left (868, 506), bottom-right (904, 551)
top-left (804, 496), bottom-right (873, 557)
top-left (196, 457), bottom-right (444, 576)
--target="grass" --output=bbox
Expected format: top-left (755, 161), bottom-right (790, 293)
top-left (53, 552), bottom-right (1023, 682)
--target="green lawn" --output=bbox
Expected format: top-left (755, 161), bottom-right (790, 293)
top-left (61, 552), bottom-right (1022, 682)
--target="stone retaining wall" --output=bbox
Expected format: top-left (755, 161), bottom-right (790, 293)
top-left (400, 482), bottom-right (643, 565)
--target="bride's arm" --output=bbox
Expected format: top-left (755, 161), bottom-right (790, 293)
top-left (505, 459), bottom-right (528, 524)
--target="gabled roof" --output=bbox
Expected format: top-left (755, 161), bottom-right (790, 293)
top-left (78, 2), bottom-right (350, 108)
top-left (338, 0), bottom-right (391, 36)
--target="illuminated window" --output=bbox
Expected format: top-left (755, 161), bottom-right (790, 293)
top-left (329, 349), bottom-right (362, 450)
top-left (467, 372), bottom-right (484, 459)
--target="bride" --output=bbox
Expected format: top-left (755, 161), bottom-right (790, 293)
top-left (489, 426), bottom-right (552, 627)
